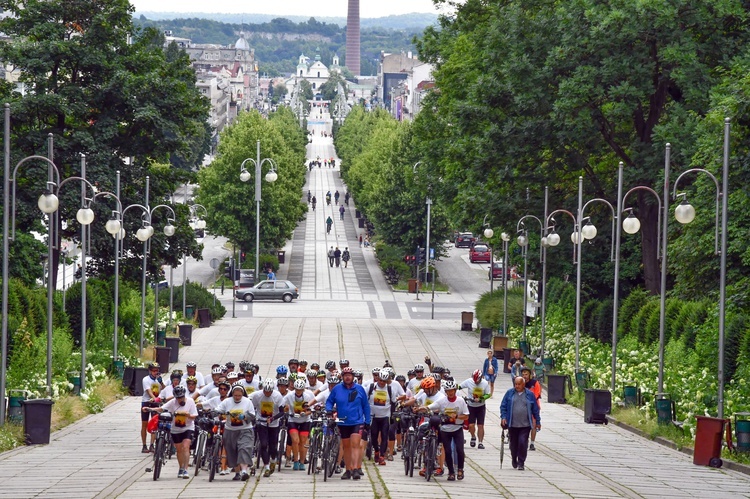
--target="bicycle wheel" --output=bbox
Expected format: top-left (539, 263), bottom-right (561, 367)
top-left (365, 437), bottom-right (372, 461)
top-left (152, 435), bottom-right (164, 481)
top-left (326, 432), bottom-right (340, 478)
top-left (308, 430), bottom-right (319, 476)
top-left (321, 435), bottom-right (330, 482)
top-left (193, 431), bottom-right (206, 476)
top-left (425, 436), bottom-right (436, 482)
top-left (208, 437), bottom-right (220, 482)
top-left (276, 427), bottom-right (287, 471)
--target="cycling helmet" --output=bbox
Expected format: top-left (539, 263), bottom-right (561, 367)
top-left (299, 359), bottom-right (308, 366)
top-left (306, 369), bottom-right (318, 378)
top-left (173, 386), bottom-right (187, 398)
top-left (262, 379), bottom-right (275, 392)
top-left (244, 369), bottom-right (254, 376)
top-left (277, 377), bottom-right (290, 387)
top-left (217, 380), bottom-right (231, 390)
top-left (442, 380), bottom-right (458, 391)
top-left (226, 372), bottom-right (239, 381)
top-left (185, 375), bottom-right (198, 384)
top-left (317, 370), bottom-right (326, 378)
top-left (325, 360), bottom-right (336, 369)
top-left (378, 369), bottom-right (390, 380)
top-left (535, 357), bottom-right (543, 365)
top-left (231, 383), bottom-right (246, 396)
top-left (288, 358), bottom-right (299, 365)
top-left (186, 361), bottom-right (197, 368)
top-left (341, 367), bottom-right (354, 376)
top-left (407, 369), bottom-right (415, 377)
top-left (430, 373), bottom-right (442, 381)
top-left (339, 359), bottom-right (349, 367)
top-left (432, 366), bottom-right (445, 374)
top-left (293, 379), bottom-right (306, 390)
top-left (219, 364), bottom-right (228, 372)
top-left (148, 362), bottom-right (160, 370)
top-left (371, 367), bottom-right (381, 374)
top-left (225, 361), bottom-right (235, 369)
top-left (276, 365), bottom-right (289, 375)
top-left (310, 362), bottom-right (320, 370)
top-left (327, 373), bottom-right (341, 384)
top-left (248, 363), bottom-right (260, 373)
top-left (239, 360), bottom-right (250, 371)
top-left (382, 367), bottom-right (394, 377)
top-left (212, 367), bottom-right (223, 375)
top-left (395, 374), bottom-right (406, 382)
top-left (169, 371), bottom-right (182, 381)
top-left (420, 377), bottom-right (436, 390)
top-left (414, 363), bottom-right (425, 372)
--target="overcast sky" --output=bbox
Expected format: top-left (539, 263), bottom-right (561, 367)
top-left (130, 0), bottom-right (449, 18)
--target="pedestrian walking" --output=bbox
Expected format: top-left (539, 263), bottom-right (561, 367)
top-left (482, 350), bottom-right (499, 398)
top-left (342, 248), bottom-right (351, 268)
top-left (307, 190), bottom-right (311, 203)
top-left (345, 191), bottom-right (350, 205)
top-left (359, 234), bottom-right (363, 247)
top-left (522, 367), bottom-right (541, 451)
top-left (326, 191), bottom-right (331, 206)
top-left (339, 204), bottom-right (345, 220)
top-left (334, 190), bottom-right (340, 205)
top-left (500, 377), bottom-right (541, 471)
top-left (311, 196), bottom-right (317, 211)
top-left (334, 247), bottom-right (342, 267)
top-left (328, 247), bottom-right (335, 267)
top-left (326, 216), bottom-right (333, 234)
top-left (507, 349), bottom-right (525, 380)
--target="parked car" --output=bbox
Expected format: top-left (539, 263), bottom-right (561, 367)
top-left (455, 232), bottom-right (476, 248)
top-left (469, 244), bottom-right (491, 263)
top-left (488, 262), bottom-right (511, 280)
top-left (234, 280), bottom-right (299, 303)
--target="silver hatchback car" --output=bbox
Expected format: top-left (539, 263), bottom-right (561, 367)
top-left (234, 280), bottom-right (299, 303)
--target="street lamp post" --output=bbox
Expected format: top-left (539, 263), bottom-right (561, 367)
top-left (515, 215), bottom-right (543, 344)
top-left (501, 232), bottom-right (511, 336)
top-left (240, 140), bottom-right (278, 282)
top-left (412, 162), bottom-right (432, 298)
top-left (184, 203), bottom-right (207, 318)
top-left (672, 119), bottom-right (730, 417)
top-left (483, 215), bottom-right (494, 294)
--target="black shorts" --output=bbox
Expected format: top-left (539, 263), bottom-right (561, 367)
top-left (141, 401), bottom-right (157, 422)
top-left (171, 430), bottom-right (193, 444)
top-left (289, 421), bottom-right (312, 435)
top-left (468, 405), bottom-right (487, 426)
top-left (339, 424), bottom-right (363, 439)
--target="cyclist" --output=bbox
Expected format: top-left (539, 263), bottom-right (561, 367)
top-left (241, 368), bottom-right (260, 394)
top-left (310, 362), bottom-right (320, 372)
top-left (417, 380), bottom-right (468, 481)
top-left (250, 379), bottom-right (287, 477)
top-left (325, 367), bottom-right (370, 480)
top-left (381, 368), bottom-right (402, 460)
top-left (288, 358), bottom-right (299, 374)
top-left (339, 359), bottom-right (350, 370)
top-left (160, 371), bottom-right (183, 402)
top-left (407, 363), bottom-right (426, 395)
top-left (306, 369), bottom-right (323, 391)
top-left (140, 362), bottom-right (164, 453)
top-left (404, 376), bottom-right (446, 476)
top-left (217, 383), bottom-right (256, 481)
top-left (276, 364), bottom-right (289, 379)
top-left (144, 385), bottom-right (198, 479)
top-left (225, 361), bottom-right (236, 374)
top-left (199, 367), bottom-right (225, 397)
top-left (185, 376), bottom-right (201, 401)
top-left (277, 377), bottom-right (291, 397)
top-left (366, 369), bottom-right (399, 465)
top-left (298, 359), bottom-right (309, 373)
top-left (182, 361), bottom-right (205, 388)
top-left (460, 369), bottom-right (491, 449)
top-left (325, 360), bottom-right (337, 374)
top-left (286, 378), bottom-right (315, 470)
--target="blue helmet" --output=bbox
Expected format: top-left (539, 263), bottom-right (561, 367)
top-left (276, 365), bottom-right (289, 375)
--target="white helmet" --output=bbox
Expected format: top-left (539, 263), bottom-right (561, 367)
top-left (378, 369), bottom-right (391, 380)
top-left (414, 363), bottom-right (425, 371)
top-left (262, 379), bottom-right (275, 392)
top-left (294, 379), bottom-right (306, 390)
top-left (442, 380), bottom-right (458, 391)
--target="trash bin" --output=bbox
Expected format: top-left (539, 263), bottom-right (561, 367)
top-left (542, 357), bottom-right (555, 370)
top-left (493, 336), bottom-right (508, 353)
top-left (460, 311), bottom-right (473, 331)
top-left (165, 337), bottom-right (180, 363)
top-left (277, 250), bottom-right (286, 264)
top-left (656, 393), bottom-right (675, 425)
top-left (518, 340), bottom-right (530, 357)
top-left (623, 382), bottom-right (641, 407)
top-left (178, 323), bottom-right (193, 345)
top-left (112, 359), bottom-right (125, 379)
top-left (547, 374), bottom-right (570, 404)
top-left (735, 413), bottom-right (750, 453)
top-left (502, 348), bottom-right (512, 371)
top-left (534, 363), bottom-right (545, 382)
top-left (479, 328), bottom-right (492, 348)
top-left (67, 371), bottom-right (81, 396)
top-left (131, 367), bottom-right (149, 396)
top-left (185, 305), bottom-right (195, 320)
top-left (8, 390), bottom-right (26, 423)
top-left (694, 416), bottom-right (727, 467)
top-left (356, 210), bottom-right (361, 218)
top-left (122, 366), bottom-right (135, 390)
top-left (584, 389), bottom-right (611, 424)
top-left (22, 399), bottom-right (54, 445)
top-left (154, 346), bottom-right (171, 371)
top-left (197, 309), bottom-right (211, 328)
top-left (408, 279), bottom-right (418, 294)
top-left (358, 218), bottom-right (365, 228)
top-left (156, 329), bottom-right (166, 346)
top-left (575, 370), bottom-right (589, 390)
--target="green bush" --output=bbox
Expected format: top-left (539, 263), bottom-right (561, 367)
top-left (617, 288), bottom-right (650, 338)
top-left (629, 300), bottom-right (658, 343)
top-left (644, 301), bottom-right (662, 344)
top-left (475, 288), bottom-right (525, 332)
top-left (683, 301), bottom-right (710, 350)
top-left (665, 298), bottom-right (684, 341)
top-left (594, 299), bottom-right (613, 344)
top-left (260, 253), bottom-right (280, 272)
top-left (582, 299), bottom-right (599, 339)
top-left (159, 281), bottom-right (226, 324)
top-left (724, 313), bottom-right (746, 384)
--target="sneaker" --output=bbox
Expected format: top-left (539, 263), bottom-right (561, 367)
top-left (512, 457), bottom-right (518, 469)
top-left (263, 467), bottom-right (271, 478)
top-left (182, 470), bottom-right (189, 479)
top-left (355, 468), bottom-right (364, 476)
top-left (448, 474), bottom-right (456, 481)
top-left (232, 472), bottom-right (241, 481)
top-left (141, 445), bottom-right (149, 454)
top-left (341, 470), bottom-right (352, 480)
top-left (298, 462), bottom-right (306, 471)
top-left (478, 443), bottom-right (485, 449)
top-left (353, 470), bottom-right (361, 480)
top-left (397, 445), bottom-right (403, 452)
top-left (518, 465), bottom-right (525, 471)
top-left (219, 469), bottom-right (228, 476)
top-left (241, 471), bottom-right (249, 481)
top-left (292, 461), bottom-right (300, 471)
top-left (387, 453), bottom-right (394, 462)
top-left (148, 443), bottom-right (154, 453)
top-left (529, 443), bottom-right (536, 451)
top-left (435, 467), bottom-right (444, 477)
top-left (470, 437), bottom-right (476, 447)
top-left (285, 457), bottom-right (292, 468)
top-left (178, 469), bottom-right (184, 478)
top-left (378, 457), bottom-right (386, 466)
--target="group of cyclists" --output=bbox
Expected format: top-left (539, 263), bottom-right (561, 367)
top-left (139, 356), bottom-right (494, 483)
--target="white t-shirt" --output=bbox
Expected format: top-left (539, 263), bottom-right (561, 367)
top-left (427, 396), bottom-right (469, 433)
top-left (367, 382), bottom-right (398, 418)
top-left (141, 374), bottom-right (164, 402)
top-left (314, 389), bottom-right (331, 407)
top-left (414, 390), bottom-right (445, 409)
top-left (459, 378), bottom-right (491, 407)
top-left (306, 379), bottom-right (324, 392)
top-left (182, 372), bottom-right (206, 387)
top-left (199, 380), bottom-right (218, 396)
top-left (161, 383), bottom-right (181, 401)
top-left (285, 390), bottom-right (316, 423)
top-left (217, 396), bottom-right (255, 431)
top-left (241, 378), bottom-right (260, 395)
top-left (407, 377), bottom-right (424, 395)
top-left (249, 391), bottom-right (286, 427)
top-left (200, 395), bottom-right (228, 412)
top-left (161, 397), bottom-right (199, 434)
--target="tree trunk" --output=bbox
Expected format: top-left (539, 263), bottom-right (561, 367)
top-left (638, 191), bottom-right (660, 294)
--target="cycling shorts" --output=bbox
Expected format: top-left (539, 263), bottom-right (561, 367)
top-left (468, 405), bottom-right (487, 426)
top-left (140, 401), bottom-right (158, 422)
top-left (339, 424), bottom-right (363, 439)
top-left (171, 430), bottom-right (193, 444)
top-left (289, 421), bottom-right (312, 436)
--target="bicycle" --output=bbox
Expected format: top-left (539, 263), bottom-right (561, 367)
top-left (306, 408), bottom-right (325, 476)
top-left (422, 414), bottom-right (443, 482)
top-left (207, 415), bottom-right (226, 482)
top-left (322, 414), bottom-right (343, 482)
top-left (275, 413), bottom-right (290, 472)
top-left (396, 407), bottom-right (418, 477)
top-left (149, 412), bottom-right (173, 481)
top-left (192, 411), bottom-right (212, 476)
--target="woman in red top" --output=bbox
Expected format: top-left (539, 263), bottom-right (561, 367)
top-left (521, 367), bottom-right (541, 450)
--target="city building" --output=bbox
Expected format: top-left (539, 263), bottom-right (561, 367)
top-left (377, 51), bottom-right (424, 113)
top-left (390, 61), bottom-right (434, 121)
top-left (346, 0), bottom-right (361, 76)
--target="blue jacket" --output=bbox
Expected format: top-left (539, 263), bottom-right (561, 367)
top-left (482, 357), bottom-right (499, 377)
top-left (325, 382), bottom-right (371, 426)
top-left (500, 387), bottom-right (541, 428)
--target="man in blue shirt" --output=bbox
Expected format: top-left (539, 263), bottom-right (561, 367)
top-left (326, 367), bottom-right (370, 480)
top-left (500, 376), bottom-right (541, 471)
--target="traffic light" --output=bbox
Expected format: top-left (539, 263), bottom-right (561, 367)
top-left (415, 246), bottom-right (422, 265)
top-left (224, 258), bottom-right (235, 280)
top-left (418, 247), bottom-right (427, 265)
top-left (239, 252), bottom-right (246, 264)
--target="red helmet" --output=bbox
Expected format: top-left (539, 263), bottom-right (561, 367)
top-left (472, 369), bottom-right (482, 383)
top-left (341, 367), bottom-right (354, 376)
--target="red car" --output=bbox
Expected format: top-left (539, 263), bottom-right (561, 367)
top-left (488, 262), bottom-right (511, 280)
top-left (469, 244), bottom-right (491, 263)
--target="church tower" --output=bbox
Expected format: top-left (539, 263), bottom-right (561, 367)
top-left (346, 0), bottom-right (361, 75)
